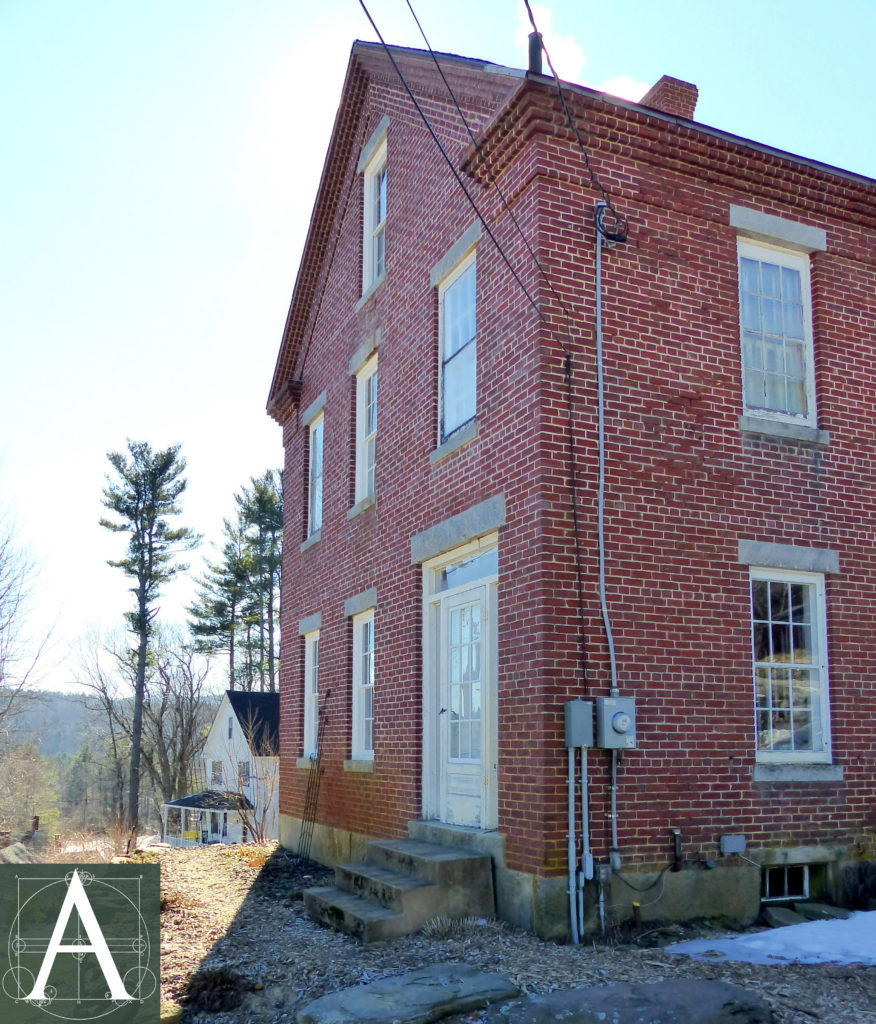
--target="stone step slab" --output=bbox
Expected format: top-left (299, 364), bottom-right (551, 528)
top-left (762, 905), bottom-right (809, 928)
top-left (793, 901), bottom-right (852, 921)
top-left (334, 860), bottom-right (435, 912)
top-left (297, 963), bottom-right (518, 1024)
top-left (482, 979), bottom-right (775, 1024)
top-left (303, 886), bottom-right (408, 944)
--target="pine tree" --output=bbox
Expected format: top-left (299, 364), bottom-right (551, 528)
top-left (100, 440), bottom-right (198, 836)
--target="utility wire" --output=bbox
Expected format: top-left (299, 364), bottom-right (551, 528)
top-left (522, 0), bottom-right (627, 238)
top-left (404, 0), bottom-right (574, 324)
top-left (357, 0), bottom-right (545, 325)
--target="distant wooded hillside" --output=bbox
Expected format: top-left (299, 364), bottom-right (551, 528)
top-left (1, 690), bottom-right (90, 756)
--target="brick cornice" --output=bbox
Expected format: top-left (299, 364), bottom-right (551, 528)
top-left (462, 79), bottom-right (876, 233)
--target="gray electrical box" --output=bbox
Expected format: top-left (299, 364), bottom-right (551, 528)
top-left (719, 834), bottom-right (747, 856)
top-left (595, 696), bottom-right (637, 749)
top-left (564, 700), bottom-right (593, 748)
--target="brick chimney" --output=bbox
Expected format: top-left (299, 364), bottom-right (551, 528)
top-left (639, 75), bottom-right (698, 120)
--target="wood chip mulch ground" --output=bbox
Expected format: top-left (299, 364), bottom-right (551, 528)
top-left (149, 842), bottom-right (875, 1024)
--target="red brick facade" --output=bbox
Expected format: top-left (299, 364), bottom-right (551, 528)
top-left (268, 42), bottom-right (876, 935)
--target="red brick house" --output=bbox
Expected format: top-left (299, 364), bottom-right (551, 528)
top-left (267, 39), bottom-right (876, 938)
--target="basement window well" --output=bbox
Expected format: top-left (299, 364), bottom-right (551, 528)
top-left (762, 863), bottom-right (810, 902)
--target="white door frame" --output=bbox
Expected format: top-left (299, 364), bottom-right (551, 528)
top-left (421, 535), bottom-right (498, 829)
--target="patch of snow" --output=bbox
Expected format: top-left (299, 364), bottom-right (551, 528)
top-left (668, 910), bottom-right (876, 966)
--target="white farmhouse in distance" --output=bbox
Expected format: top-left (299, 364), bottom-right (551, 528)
top-left (162, 691), bottom-right (279, 846)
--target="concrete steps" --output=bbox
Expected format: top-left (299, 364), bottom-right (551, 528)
top-left (304, 837), bottom-right (495, 943)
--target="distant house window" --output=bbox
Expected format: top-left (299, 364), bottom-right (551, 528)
top-left (355, 354), bottom-right (378, 503)
top-left (362, 139), bottom-right (387, 293)
top-left (307, 414), bottom-right (324, 536)
top-left (211, 761), bottom-right (223, 787)
top-left (439, 255), bottom-right (477, 441)
top-left (303, 631), bottom-right (320, 757)
top-left (750, 569), bottom-right (831, 762)
top-left (352, 610), bottom-right (375, 758)
top-left (228, 716), bottom-right (233, 740)
top-left (238, 761), bottom-right (251, 787)
top-left (738, 240), bottom-right (815, 425)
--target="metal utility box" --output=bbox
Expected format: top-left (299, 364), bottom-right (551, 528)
top-left (564, 700), bottom-right (593, 748)
top-left (595, 696), bottom-right (637, 749)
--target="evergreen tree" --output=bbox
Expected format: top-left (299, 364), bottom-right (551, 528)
top-left (100, 440), bottom-right (198, 836)
top-left (189, 469), bottom-right (282, 692)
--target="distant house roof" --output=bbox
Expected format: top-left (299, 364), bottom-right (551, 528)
top-left (164, 790), bottom-right (254, 811)
top-left (226, 690), bottom-right (279, 756)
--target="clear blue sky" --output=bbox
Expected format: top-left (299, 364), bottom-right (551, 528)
top-left (1, 0), bottom-right (873, 690)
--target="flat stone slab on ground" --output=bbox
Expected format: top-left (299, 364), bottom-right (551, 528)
top-left (763, 905), bottom-right (809, 928)
top-left (297, 963), bottom-right (518, 1024)
top-left (793, 901), bottom-right (851, 921)
top-left (483, 979), bottom-right (775, 1024)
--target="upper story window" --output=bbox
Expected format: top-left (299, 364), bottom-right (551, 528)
top-left (355, 355), bottom-right (378, 503)
top-left (351, 609), bottom-right (375, 759)
top-left (307, 413), bottom-right (324, 536)
top-left (227, 715), bottom-right (233, 740)
top-left (211, 760), bottom-right (223, 787)
top-left (237, 761), bottom-right (251, 787)
top-left (736, 239), bottom-right (815, 426)
top-left (439, 255), bottom-right (477, 441)
top-left (303, 631), bottom-right (320, 757)
top-left (360, 121), bottom-right (388, 296)
top-left (749, 569), bottom-right (831, 763)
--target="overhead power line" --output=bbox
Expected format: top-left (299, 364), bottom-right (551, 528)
top-left (357, 0), bottom-right (545, 325)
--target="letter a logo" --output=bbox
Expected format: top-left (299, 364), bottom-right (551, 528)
top-left (25, 870), bottom-right (132, 1002)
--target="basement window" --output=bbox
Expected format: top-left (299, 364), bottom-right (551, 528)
top-left (762, 864), bottom-right (809, 902)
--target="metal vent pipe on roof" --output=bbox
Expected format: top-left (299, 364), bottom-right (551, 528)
top-left (528, 32), bottom-right (543, 75)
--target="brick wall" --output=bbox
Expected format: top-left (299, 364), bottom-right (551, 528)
top-left (272, 47), bottom-right (876, 884)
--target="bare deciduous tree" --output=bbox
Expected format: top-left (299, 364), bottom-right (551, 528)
top-left (78, 628), bottom-right (214, 828)
top-left (0, 508), bottom-right (46, 728)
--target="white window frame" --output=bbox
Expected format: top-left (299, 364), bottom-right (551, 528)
top-left (307, 413), bottom-right (324, 537)
top-left (237, 761), bottom-right (251, 787)
top-left (303, 631), bottom-right (320, 758)
top-left (211, 760), bottom-right (223, 787)
top-left (362, 139), bottom-right (387, 294)
top-left (749, 568), bottom-right (831, 764)
top-left (351, 609), bottom-right (375, 760)
top-left (438, 253), bottom-right (477, 443)
top-left (354, 354), bottom-right (378, 504)
top-left (737, 239), bottom-right (816, 427)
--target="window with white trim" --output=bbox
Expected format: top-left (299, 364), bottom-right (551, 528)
top-left (362, 139), bottom-right (387, 293)
top-left (307, 414), bottom-right (323, 536)
top-left (211, 760), bottom-right (223, 786)
top-left (749, 569), bottom-right (831, 762)
top-left (351, 609), bottom-right (375, 759)
top-left (439, 254), bottom-right (476, 441)
top-left (354, 354), bottom-right (377, 503)
top-left (303, 631), bottom-right (320, 757)
top-left (737, 240), bottom-right (815, 425)
top-left (237, 761), bottom-right (251, 787)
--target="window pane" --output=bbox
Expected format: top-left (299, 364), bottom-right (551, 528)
top-left (755, 667), bottom-right (770, 703)
top-left (785, 341), bottom-right (805, 375)
top-left (757, 711), bottom-right (771, 749)
top-left (765, 373), bottom-right (785, 411)
top-left (771, 710), bottom-right (792, 750)
top-left (443, 341), bottom-right (477, 435)
top-left (790, 584), bottom-right (810, 623)
top-left (761, 262), bottom-right (781, 297)
top-left (772, 671), bottom-right (790, 707)
top-left (744, 368), bottom-right (764, 408)
top-left (763, 299), bottom-right (783, 336)
top-left (741, 293), bottom-right (761, 331)
top-left (784, 302), bottom-right (804, 340)
top-left (752, 581), bottom-right (769, 619)
top-left (770, 582), bottom-right (789, 620)
top-left (444, 264), bottom-right (476, 357)
top-left (753, 623), bottom-right (770, 661)
top-left (740, 257), bottom-right (760, 293)
top-left (792, 710), bottom-right (812, 750)
top-left (782, 265), bottom-right (802, 303)
top-left (771, 623), bottom-right (791, 660)
top-left (791, 669), bottom-right (812, 706)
